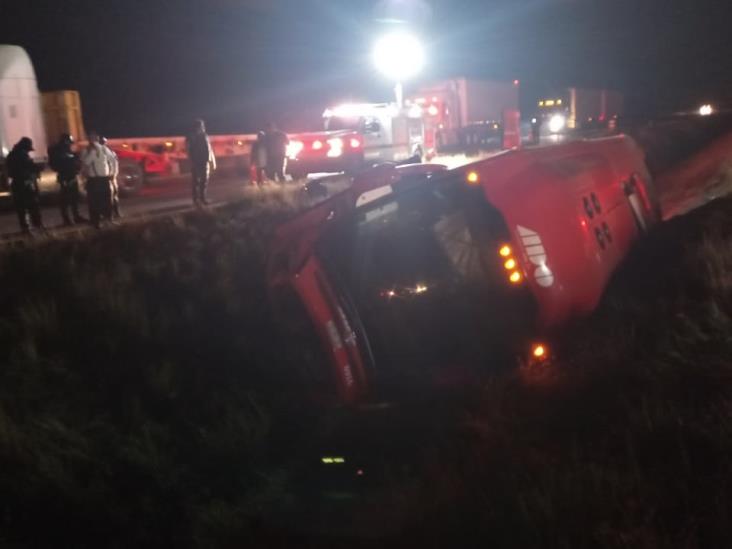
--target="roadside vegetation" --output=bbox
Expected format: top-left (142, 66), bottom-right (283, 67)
top-left (0, 182), bottom-right (731, 547)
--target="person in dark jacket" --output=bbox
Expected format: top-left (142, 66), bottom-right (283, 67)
top-left (264, 122), bottom-right (289, 183)
top-left (6, 137), bottom-right (43, 233)
top-left (48, 133), bottom-right (85, 225)
top-left (185, 119), bottom-right (216, 205)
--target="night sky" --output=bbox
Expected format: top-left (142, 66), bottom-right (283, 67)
top-left (1, 0), bottom-right (730, 137)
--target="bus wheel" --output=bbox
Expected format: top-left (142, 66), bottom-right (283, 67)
top-left (118, 161), bottom-right (145, 197)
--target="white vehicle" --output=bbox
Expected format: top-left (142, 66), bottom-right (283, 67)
top-left (0, 45), bottom-right (50, 192)
top-left (323, 103), bottom-right (425, 163)
top-left (286, 103), bottom-right (425, 179)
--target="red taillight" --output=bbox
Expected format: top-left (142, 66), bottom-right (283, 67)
top-left (312, 140), bottom-right (324, 150)
top-left (349, 138), bottom-right (361, 149)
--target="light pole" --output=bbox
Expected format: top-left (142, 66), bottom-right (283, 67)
top-left (372, 31), bottom-right (425, 108)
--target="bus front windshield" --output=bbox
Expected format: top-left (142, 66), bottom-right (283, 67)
top-left (318, 178), bottom-right (536, 392)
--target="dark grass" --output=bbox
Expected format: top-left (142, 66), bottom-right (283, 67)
top-left (0, 192), bottom-right (313, 548)
top-left (1, 187), bottom-right (732, 547)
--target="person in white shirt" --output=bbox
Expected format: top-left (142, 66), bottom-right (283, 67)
top-left (80, 131), bottom-right (116, 228)
top-left (100, 136), bottom-right (121, 219)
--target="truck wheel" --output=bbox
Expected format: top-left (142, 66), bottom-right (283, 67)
top-left (118, 161), bottom-right (145, 197)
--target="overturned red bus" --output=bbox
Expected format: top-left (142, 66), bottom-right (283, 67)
top-left (267, 136), bottom-right (660, 406)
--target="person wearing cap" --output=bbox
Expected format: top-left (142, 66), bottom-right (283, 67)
top-left (80, 131), bottom-right (116, 228)
top-left (100, 136), bottom-right (121, 219)
top-left (6, 137), bottom-right (44, 233)
top-left (48, 133), bottom-right (85, 225)
top-left (185, 119), bottom-right (216, 206)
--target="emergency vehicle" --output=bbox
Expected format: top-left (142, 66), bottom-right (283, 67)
top-left (285, 103), bottom-right (425, 179)
top-left (267, 135), bottom-right (660, 406)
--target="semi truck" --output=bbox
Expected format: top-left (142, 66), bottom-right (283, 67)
top-left (0, 45), bottom-right (48, 191)
top-left (535, 88), bottom-right (624, 135)
top-left (408, 78), bottom-right (520, 154)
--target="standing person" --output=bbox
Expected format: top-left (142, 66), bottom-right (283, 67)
top-left (48, 133), bottom-right (85, 225)
top-left (80, 131), bottom-right (115, 228)
top-left (100, 136), bottom-right (121, 219)
top-left (185, 119), bottom-right (216, 206)
top-left (250, 131), bottom-right (267, 185)
top-left (264, 122), bottom-right (289, 183)
top-left (6, 137), bottom-right (43, 234)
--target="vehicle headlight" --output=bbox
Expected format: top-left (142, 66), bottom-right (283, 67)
top-left (287, 140), bottom-right (304, 159)
top-left (548, 114), bottom-right (566, 134)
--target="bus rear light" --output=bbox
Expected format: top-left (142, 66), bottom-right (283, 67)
top-left (504, 258), bottom-right (517, 270)
top-left (349, 138), bottom-right (361, 148)
top-left (499, 245), bottom-right (512, 258)
top-left (509, 271), bottom-right (523, 284)
top-left (466, 171), bottom-right (480, 185)
top-left (312, 140), bottom-right (324, 150)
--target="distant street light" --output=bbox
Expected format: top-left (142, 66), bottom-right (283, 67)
top-left (372, 31), bottom-right (425, 108)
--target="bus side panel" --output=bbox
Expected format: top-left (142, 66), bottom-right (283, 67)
top-left (479, 136), bottom-right (654, 328)
top-left (293, 257), bottom-right (368, 405)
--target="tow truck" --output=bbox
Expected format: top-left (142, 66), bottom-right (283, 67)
top-left (268, 135), bottom-right (660, 406)
top-left (286, 103), bottom-right (425, 180)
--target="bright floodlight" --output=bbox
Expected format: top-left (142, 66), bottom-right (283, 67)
top-left (699, 104), bottom-right (713, 116)
top-left (373, 32), bottom-right (425, 81)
